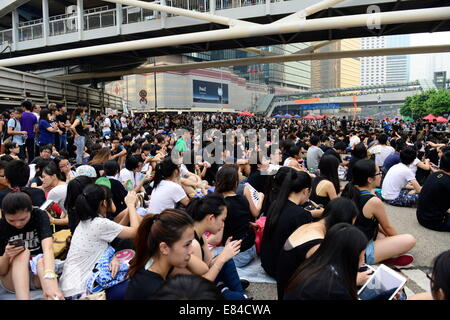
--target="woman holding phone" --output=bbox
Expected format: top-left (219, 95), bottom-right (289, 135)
top-left (0, 191), bottom-right (64, 300)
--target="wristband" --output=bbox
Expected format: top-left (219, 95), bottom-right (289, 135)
top-left (44, 270), bottom-right (58, 279)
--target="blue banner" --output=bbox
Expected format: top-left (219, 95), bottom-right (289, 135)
top-left (193, 80), bottom-right (229, 104)
top-left (299, 104), bottom-right (340, 110)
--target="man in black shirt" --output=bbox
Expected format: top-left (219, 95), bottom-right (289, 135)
top-left (416, 151), bottom-right (450, 231)
top-left (0, 160), bottom-right (46, 207)
top-left (55, 103), bottom-right (70, 151)
top-left (324, 141), bottom-right (348, 165)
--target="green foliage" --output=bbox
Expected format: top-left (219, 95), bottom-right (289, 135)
top-left (400, 89), bottom-right (450, 119)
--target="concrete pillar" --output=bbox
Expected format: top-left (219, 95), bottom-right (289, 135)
top-left (161, 0), bottom-right (166, 29)
top-left (77, 0), bottom-right (83, 40)
top-left (11, 9), bottom-right (19, 50)
top-left (116, 3), bottom-right (123, 34)
top-left (265, 0), bottom-right (270, 15)
top-left (210, 0), bottom-right (215, 14)
top-left (42, 0), bottom-right (49, 45)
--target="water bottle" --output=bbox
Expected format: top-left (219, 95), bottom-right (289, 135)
top-left (126, 180), bottom-right (133, 191)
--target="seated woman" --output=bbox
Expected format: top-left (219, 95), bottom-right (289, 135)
top-left (3, 141), bottom-right (20, 160)
top-left (409, 249), bottom-right (450, 300)
top-left (261, 169), bottom-right (323, 278)
top-left (29, 158), bottom-right (51, 188)
top-left (53, 156), bottom-right (76, 182)
top-left (416, 151), bottom-right (450, 232)
top-left (381, 148), bottom-right (422, 207)
top-left (41, 163), bottom-right (69, 229)
top-left (147, 158), bottom-right (189, 214)
top-left (119, 155), bottom-right (151, 193)
top-left (309, 155), bottom-right (340, 208)
top-left (186, 194), bottom-right (248, 300)
top-left (276, 198), bottom-right (362, 300)
top-left (64, 176), bottom-right (94, 234)
top-left (0, 192), bottom-right (64, 300)
top-left (104, 160), bottom-right (129, 223)
top-left (283, 145), bottom-right (305, 171)
top-left (125, 209), bottom-right (195, 300)
top-left (342, 159), bottom-right (416, 268)
top-left (347, 142), bottom-right (368, 182)
top-left (284, 223), bottom-right (368, 300)
top-left (88, 148), bottom-right (112, 178)
top-left (59, 185), bottom-right (140, 299)
top-left (214, 164), bottom-right (261, 268)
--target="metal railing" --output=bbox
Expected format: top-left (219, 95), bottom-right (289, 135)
top-left (84, 8), bottom-right (117, 30)
top-left (122, 6), bottom-right (157, 24)
top-left (0, 30), bottom-right (13, 45)
top-left (1, 0), bottom-right (277, 44)
top-left (49, 13), bottom-right (78, 36)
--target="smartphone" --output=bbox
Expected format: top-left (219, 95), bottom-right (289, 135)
top-left (40, 199), bottom-right (55, 212)
top-left (8, 239), bottom-right (25, 247)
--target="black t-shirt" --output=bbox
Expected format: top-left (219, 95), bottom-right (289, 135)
top-left (276, 238), bottom-right (323, 300)
top-left (0, 187), bottom-right (46, 208)
top-left (260, 201), bottom-right (313, 278)
top-left (125, 269), bottom-right (165, 300)
top-left (56, 113), bottom-right (68, 133)
top-left (284, 265), bottom-right (353, 300)
top-left (417, 172), bottom-right (450, 230)
top-left (109, 178), bottom-right (128, 219)
top-left (222, 195), bottom-right (255, 252)
top-left (247, 170), bottom-right (268, 193)
top-left (0, 208), bottom-right (52, 256)
top-left (324, 148), bottom-right (342, 163)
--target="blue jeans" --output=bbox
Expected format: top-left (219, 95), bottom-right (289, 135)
top-left (233, 245), bottom-right (257, 268)
top-left (365, 240), bottom-right (376, 265)
top-left (74, 135), bottom-right (85, 165)
top-left (215, 259), bottom-right (246, 300)
top-left (59, 134), bottom-right (67, 151)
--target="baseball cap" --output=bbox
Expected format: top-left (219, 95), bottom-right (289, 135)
top-left (95, 177), bottom-right (111, 189)
top-left (75, 165), bottom-right (97, 178)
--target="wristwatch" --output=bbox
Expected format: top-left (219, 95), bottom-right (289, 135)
top-left (44, 271), bottom-right (58, 279)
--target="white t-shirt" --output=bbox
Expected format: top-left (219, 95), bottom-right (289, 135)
top-left (120, 116), bottom-right (127, 128)
top-left (375, 145), bottom-right (395, 167)
top-left (148, 180), bottom-right (187, 214)
top-left (349, 136), bottom-right (361, 148)
top-left (409, 158), bottom-right (421, 175)
top-left (381, 163), bottom-right (416, 200)
top-left (47, 184), bottom-right (68, 214)
top-left (59, 217), bottom-right (124, 297)
top-left (102, 117), bottom-right (111, 133)
top-left (119, 168), bottom-right (143, 189)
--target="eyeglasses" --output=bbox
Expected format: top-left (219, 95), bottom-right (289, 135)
top-left (374, 172), bottom-right (382, 176)
top-left (426, 272), bottom-right (433, 281)
top-left (59, 163), bottom-right (70, 169)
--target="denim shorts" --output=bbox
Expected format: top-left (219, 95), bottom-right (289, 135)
top-left (365, 240), bottom-right (376, 265)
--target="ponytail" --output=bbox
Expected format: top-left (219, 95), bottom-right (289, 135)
top-left (186, 194), bottom-right (226, 221)
top-left (153, 158), bottom-right (179, 189)
top-left (74, 184), bottom-right (111, 222)
top-left (341, 159), bottom-right (377, 205)
top-left (128, 209), bottom-right (194, 278)
top-left (341, 182), bottom-right (360, 204)
top-left (264, 170), bottom-right (311, 237)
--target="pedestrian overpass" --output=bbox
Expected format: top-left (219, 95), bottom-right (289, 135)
top-left (260, 80), bottom-right (431, 117)
top-left (1, 0), bottom-right (450, 82)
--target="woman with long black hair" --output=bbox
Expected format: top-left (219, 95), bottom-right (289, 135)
top-left (260, 169), bottom-right (323, 278)
top-left (276, 198), bottom-right (364, 299)
top-left (284, 223), bottom-right (368, 300)
top-left (342, 159), bottom-right (416, 268)
top-left (147, 157), bottom-right (189, 214)
top-left (309, 154), bottom-right (340, 207)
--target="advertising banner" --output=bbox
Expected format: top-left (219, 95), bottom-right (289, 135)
top-left (193, 80), bottom-right (229, 104)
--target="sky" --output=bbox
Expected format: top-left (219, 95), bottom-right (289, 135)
top-left (408, 31), bottom-right (450, 81)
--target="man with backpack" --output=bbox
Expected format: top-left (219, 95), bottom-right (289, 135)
top-left (5, 107), bottom-right (27, 160)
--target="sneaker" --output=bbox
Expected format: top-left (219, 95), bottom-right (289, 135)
top-left (240, 279), bottom-right (250, 290)
top-left (380, 254), bottom-right (414, 268)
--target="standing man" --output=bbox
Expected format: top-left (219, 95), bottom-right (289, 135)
top-left (55, 103), bottom-right (70, 151)
top-left (19, 101), bottom-right (38, 162)
top-left (7, 107), bottom-right (27, 160)
top-left (101, 113), bottom-right (112, 137)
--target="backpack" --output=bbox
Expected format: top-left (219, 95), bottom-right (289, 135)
top-left (2, 118), bottom-right (16, 144)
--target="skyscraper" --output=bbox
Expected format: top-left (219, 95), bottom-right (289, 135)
top-left (311, 39), bottom-right (361, 90)
top-left (386, 35), bottom-right (410, 83)
top-left (360, 37), bottom-right (387, 86)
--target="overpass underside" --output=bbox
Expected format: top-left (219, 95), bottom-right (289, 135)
top-left (1, 0), bottom-right (450, 81)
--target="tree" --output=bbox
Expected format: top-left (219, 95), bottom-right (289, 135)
top-left (400, 89), bottom-right (450, 119)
